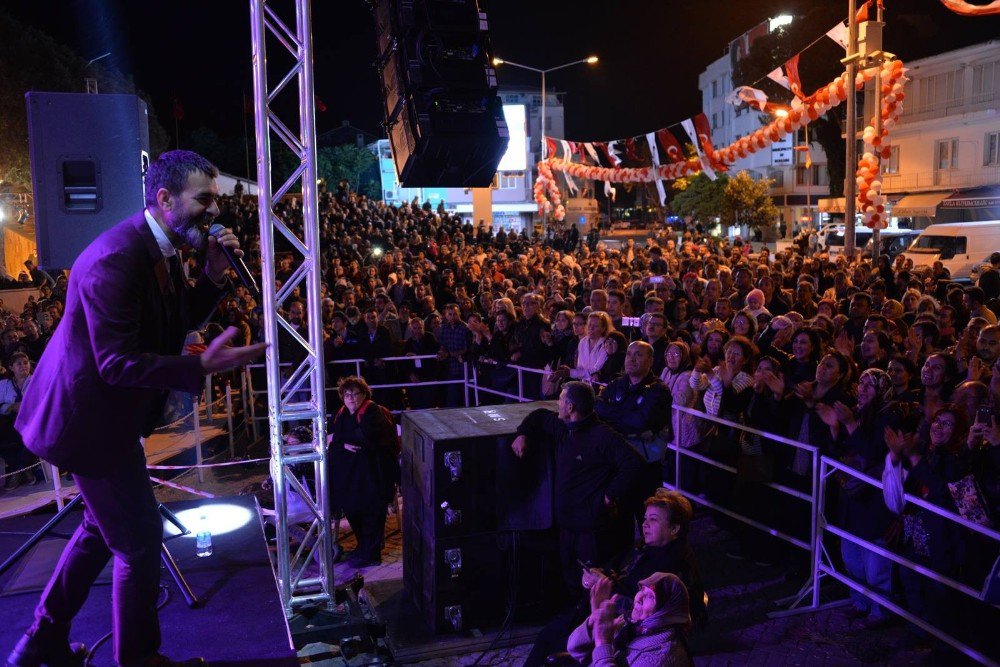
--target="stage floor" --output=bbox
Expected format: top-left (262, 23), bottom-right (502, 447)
top-left (0, 496), bottom-right (296, 667)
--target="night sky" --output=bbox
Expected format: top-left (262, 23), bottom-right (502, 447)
top-left (3, 0), bottom-right (998, 144)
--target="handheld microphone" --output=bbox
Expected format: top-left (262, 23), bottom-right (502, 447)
top-left (208, 224), bottom-right (262, 303)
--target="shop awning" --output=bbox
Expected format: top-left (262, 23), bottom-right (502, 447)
top-left (891, 192), bottom-right (947, 218)
top-left (939, 185), bottom-right (1000, 209)
top-left (818, 197), bottom-right (846, 213)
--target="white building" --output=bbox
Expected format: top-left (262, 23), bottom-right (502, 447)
top-left (878, 40), bottom-right (1000, 226)
top-left (373, 86), bottom-right (564, 231)
top-left (699, 16), bottom-right (830, 237)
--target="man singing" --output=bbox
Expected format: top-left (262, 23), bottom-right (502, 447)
top-left (8, 151), bottom-right (266, 667)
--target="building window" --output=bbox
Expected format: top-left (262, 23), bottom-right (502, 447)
top-left (499, 172), bottom-right (521, 190)
top-left (884, 146), bottom-right (900, 174)
top-left (712, 80), bottom-right (718, 97)
top-left (917, 71), bottom-right (963, 112)
top-left (972, 60), bottom-right (998, 100)
top-left (985, 131), bottom-right (1000, 166)
top-left (936, 138), bottom-right (958, 170)
top-left (795, 165), bottom-right (827, 186)
top-left (711, 113), bottom-right (718, 129)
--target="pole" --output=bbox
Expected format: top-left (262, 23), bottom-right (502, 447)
top-left (844, 0), bottom-right (859, 260)
top-left (805, 124), bottom-right (812, 232)
top-left (205, 375), bottom-right (213, 423)
top-left (540, 70), bottom-right (547, 162)
top-left (194, 396), bottom-right (204, 484)
top-left (226, 382), bottom-right (235, 459)
top-left (871, 2), bottom-right (885, 268)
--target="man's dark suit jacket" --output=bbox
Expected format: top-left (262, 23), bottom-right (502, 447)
top-left (16, 212), bottom-right (225, 476)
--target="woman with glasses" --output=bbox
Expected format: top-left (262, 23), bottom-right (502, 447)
top-left (327, 376), bottom-right (399, 569)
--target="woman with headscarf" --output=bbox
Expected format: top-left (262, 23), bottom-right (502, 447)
top-left (816, 368), bottom-right (900, 627)
top-left (568, 572), bottom-right (693, 667)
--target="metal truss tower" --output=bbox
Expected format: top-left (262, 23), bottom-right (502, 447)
top-left (249, 0), bottom-right (333, 611)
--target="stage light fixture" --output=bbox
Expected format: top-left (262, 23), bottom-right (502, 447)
top-left (163, 503), bottom-right (254, 538)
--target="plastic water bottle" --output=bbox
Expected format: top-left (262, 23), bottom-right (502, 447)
top-left (195, 516), bottom-right (213, 557)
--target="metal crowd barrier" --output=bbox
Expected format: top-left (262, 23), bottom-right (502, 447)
top-left (664, 404), bottom-right (822, 613)
top-left (243, 355), bottom-right (1000, 665)
top-left (0, 372), bottom-right (243, 518)
top-left (243, 355), bottom-right (469, 435)
top-left (818, 457), bottom-right (1000, 667)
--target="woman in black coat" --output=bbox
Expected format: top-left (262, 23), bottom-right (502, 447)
top-left (328, 376), bottom-right (400, 568)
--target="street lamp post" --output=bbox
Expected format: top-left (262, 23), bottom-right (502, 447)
top-left (491, 55), bottom-right (599, 162)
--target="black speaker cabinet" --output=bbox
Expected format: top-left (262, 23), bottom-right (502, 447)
top-left (401, 401), bottom-right (559, 633)
top-left (374, 0), bottom-right (508, 187)
top-left (26, 92), bottom-right (150, 270)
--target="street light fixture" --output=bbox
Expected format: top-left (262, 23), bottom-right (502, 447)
top-left (492, 55), bottom-right (599, 159)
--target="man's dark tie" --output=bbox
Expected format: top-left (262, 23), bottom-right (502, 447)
top-left (167, 253), bottom-right (184, 295)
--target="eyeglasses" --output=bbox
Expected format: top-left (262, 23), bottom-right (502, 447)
top-left (932, 417), bottom-right (956, 428)
top-left (343, 391), bottom-right (365, 400)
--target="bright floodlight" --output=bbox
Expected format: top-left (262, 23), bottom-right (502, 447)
top-left (774, 108), bottom-right (789, 118)
top-left (586, 56), bottom-right (599, 64)
top-left (769, 15), bottom-right (793, 31)
top-left (372, 247), bottom-right (384, 258)
top-left (163, 503), bottom-right (255, 538)
top-left (492, 57), bottom-right (504, 66)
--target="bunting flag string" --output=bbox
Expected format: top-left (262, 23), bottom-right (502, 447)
top-left (534, 59), bottom-right (909, 222)
top-left (645, 132), bottom-right (668, 205)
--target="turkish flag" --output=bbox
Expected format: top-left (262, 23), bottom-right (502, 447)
top-left (784, 54), bottom-right (805, 100)
top-left (172, 98), bottom-right (184, 121)
top-left (315, 95), bottom-right (328, 113)
top-left (656, 128), bottom-right (686, 164)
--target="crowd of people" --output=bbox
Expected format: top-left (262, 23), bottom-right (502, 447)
top-left (3, 180), bottom-right (1000, 661)
top-left (217, 186), bottom-right (1000, 658)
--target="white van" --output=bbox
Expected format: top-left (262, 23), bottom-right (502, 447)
top-left (901, 221), bottom-right (1000, 280)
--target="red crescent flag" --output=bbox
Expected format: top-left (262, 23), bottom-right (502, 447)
top-left (784, 54), bottom-right (805, 100)
top-left (692, 113), bottom-right (728, 173)
top-left (656, 129), bottom-right (686, 164)
top-left (544, 137), bottom-right (559, 160)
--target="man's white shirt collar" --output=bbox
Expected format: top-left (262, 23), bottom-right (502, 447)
top-left (144, 209), bottom-right (179, 260)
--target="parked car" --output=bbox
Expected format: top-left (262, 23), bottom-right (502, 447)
top-left (823, 224), bottom-right (874, 259)
top-left (861, 229), bottom-right (921, 260)
top-left (900, 221), bottom-right (1000, 280)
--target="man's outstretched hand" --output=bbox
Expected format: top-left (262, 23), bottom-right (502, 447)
top-left (200, 326), bottom-right (268, 374)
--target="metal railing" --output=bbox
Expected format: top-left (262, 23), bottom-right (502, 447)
top-left (817, 457), bottom-right (1000, 667)
top-left (0, 372), bottom-right (244, 518)
top-left (664, 405), bottom-right (822, 613)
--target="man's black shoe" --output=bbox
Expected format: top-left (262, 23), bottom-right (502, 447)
top-left (6, 633), bottom-right (87, 667)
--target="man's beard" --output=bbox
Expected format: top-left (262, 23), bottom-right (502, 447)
top-left (169, 212), bottom-right (212, 252)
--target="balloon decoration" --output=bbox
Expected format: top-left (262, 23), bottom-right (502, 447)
top-left (856, 59), bottom-right (908, 230)
top-left (534, 60), bottom-right (908, 222)
top-left (939, 0), bottom-right (1000, 15)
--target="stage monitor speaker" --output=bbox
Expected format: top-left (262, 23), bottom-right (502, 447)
top-left (401, 402), bottom-right (559, 633)
top-left (374, 0), bottom-right (508, 188)
top-left (26, 92), bottom-right (150, 270)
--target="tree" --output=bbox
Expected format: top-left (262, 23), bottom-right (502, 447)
top-left (731, 7), bottom-right (847, 197)
top-left (723, 171), bottom-right (780, 231)
top-left (317, 144), bottom-right (378, 198)
top-left (0, 9), bottom-right (168, 189)
top-left (670, 173), bottom-right (728, 222)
